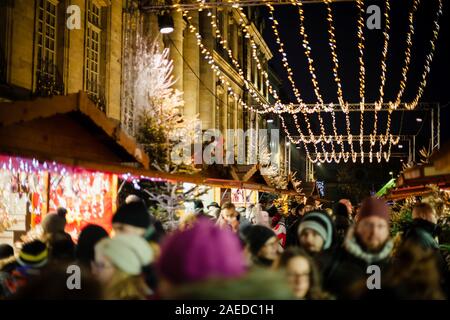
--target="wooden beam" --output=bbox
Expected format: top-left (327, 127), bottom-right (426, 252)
top-left (242, 164), bottom-right (259, 182)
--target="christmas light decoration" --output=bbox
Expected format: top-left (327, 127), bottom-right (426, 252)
top-left (392, 0), bottom-right (421, 109)
top-left (370, 0), bottom-right (391, 163)
top-left (323, 0), bottom-right (357, 161)
top-left (184, 1), bottom-right (443, 164)
top-left (404, 0), bottom-right (443, 110)
top-left (293, 0), bottom-right (344, 162)
top-left (267, 3), bottom-right (333, 164)
top-left (183, 10), bottom-right (273, 115)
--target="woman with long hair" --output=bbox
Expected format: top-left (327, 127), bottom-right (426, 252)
top-left (275, 247), bottom-right (332, 300)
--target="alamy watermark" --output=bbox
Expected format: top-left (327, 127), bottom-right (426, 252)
top-left (66, 5), bottom-right (81, 30)
top-left (366, 5), bottom-right (382, 30)
top-left (65, 4), bottom-right (382, 31)
top-left (66, 264), bottom-right (81, 290)
top-left (366, 265), bottom-right (381, 290)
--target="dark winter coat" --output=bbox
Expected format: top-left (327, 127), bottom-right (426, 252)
top-left (169, 267), bottom-right (294, 300)
top-left (319, 227), bottom-right (393, 299)
top-left (334, 215), bottom-right (352, 246)
top-left (402, 219), bottom-right (449, 297)
top-left (402, 219), bottom-right (439, 250)
top-left (285, 216), bottom-right (302, 247)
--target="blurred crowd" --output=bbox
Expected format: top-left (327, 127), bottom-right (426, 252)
top-left (0, 194), bottom-right (449, 300)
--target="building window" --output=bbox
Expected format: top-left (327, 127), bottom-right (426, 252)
top-left (85, 0), bottom-right (105, 110)
top-left (216, 85), bottom-right (224, 130)
top-left (228, 95), bottom-right (235, 131)
top-left (35, 0), bottom-right (63, 96)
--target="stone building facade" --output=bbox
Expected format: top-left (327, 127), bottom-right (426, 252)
top-left (0, 1), bottom-right (288, 172)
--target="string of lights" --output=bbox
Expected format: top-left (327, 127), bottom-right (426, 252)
top-left (179, 1), bottom-right (442, 164)
top-left (184, 6), bottom-right (339, 165)
top-left (370, 0), bottom-right (390, 163)
top-left (356, 0), bottom-right (366, 163)
top-left (267, 2), bottom-right (333, 163)
top-left (392, 0), bottom-right (421, 110)
top-left (293, 0), bottom-right (343, 162)
top-left (182, 9), bottom-right (271, 115)
top-left (324, 0), bottom-right (358, 161)
top-left (404, 0), bottom-right (443, 110)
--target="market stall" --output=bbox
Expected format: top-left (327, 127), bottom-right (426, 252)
top-left (386, 143), bottom-right (450, 201)
top-left (0, 92), bottom-right (149, 242)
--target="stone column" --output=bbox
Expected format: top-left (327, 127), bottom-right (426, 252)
top-left (66, 0), bottom-right (85, 94)
top-left (182, 11), bottom-right (199, 119)
top-left (105, 0), bottom-right (122, 121)
top-left (199, 10), bottom-right (215, 129)
top-left (168, 11), bottom-right (184, 107)
top-left (10, 0), bottom-right (35, 90)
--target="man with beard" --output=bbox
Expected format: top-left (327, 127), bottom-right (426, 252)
top-left (320, 197), bottom-right (393, 299)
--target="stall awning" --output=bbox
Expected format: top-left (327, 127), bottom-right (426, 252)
top-left (386, 183), bottom-right (450, 201)
top-left (0, 91), bottom-right (149, 170)
top-left (430, 141), bottom-right (450, 173)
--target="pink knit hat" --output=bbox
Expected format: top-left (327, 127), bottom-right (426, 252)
top-left (157, 218), bottom-right (246, 284)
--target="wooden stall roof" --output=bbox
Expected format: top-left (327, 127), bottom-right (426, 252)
top-left (430, 141), bottom-right (450, 173)
top-left (302, 181), bottom-right (319, 197)
top-left (0, 91), bottom-right (150, 170)
top-left (386, 182), bottom-right (450, 201)
top-left (200, 164), bottom-right (275, 192)
top-left (229, 164), bottom-right (257, 181)
top-left (386, 150), bottom-right (450, 200)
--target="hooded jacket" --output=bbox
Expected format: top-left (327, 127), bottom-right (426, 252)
top-left (403, 218), bottom-right (439, 250)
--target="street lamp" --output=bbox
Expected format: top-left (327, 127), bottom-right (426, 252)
top-left (416, 117), bottom-right (423, 122)
top-left (159, 12), bottom-right (174, 34)
top-left (267, 119), bottom-right (274, 124)
top-left (398, 144), bottom-right (403, 149)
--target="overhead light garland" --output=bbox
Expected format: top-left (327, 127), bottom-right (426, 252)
top-left (293, 0), bottom-right (343, 162)
top-left (324, 0), bottom-right (357, 162)
top-left (267, 3), bottom-right (334, 163)
top-left (392, 0), bottom-right (421, 109)
top-left (356, 0), bottom-right (366, 163)
top-left (370, 0), bottom-right (391, 163)
top-left (180, 1), bottom-right (443, 164)
top-left (404, 0), bottom-right (443, 110)
top-left (183, 5), bottom-right (339, 165)
top-left (183, 10), bottom-right (268, 114)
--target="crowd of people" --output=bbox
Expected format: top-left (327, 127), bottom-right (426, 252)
top-left (0, 194), bottom-right (448, 300)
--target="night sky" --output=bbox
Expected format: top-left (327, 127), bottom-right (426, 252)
top-left (259, 0), bottom-right (449, 196)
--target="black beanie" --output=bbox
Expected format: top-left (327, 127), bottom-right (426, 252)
top-left (112, 201), bottom-right (150, 229)
top-left (76, 224), bottom-right (109, 265)
top-left (333, 202), bottom-right (349, 217)
top-left (244, 225), bottom-right (276, 256)
top-left (266, 205), bottom-right (278, 218)
top-left (0, 244), bottom-right (14, 259)
top-left (18, 240), bottom-right (48, 268)
top-left (193, 200), bottom-right (204, 209)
